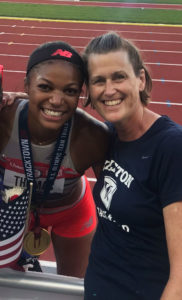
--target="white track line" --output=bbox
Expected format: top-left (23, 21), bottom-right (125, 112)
top-left (3, 71), bottom-right (182, 83)
top-left (151, 101), bottom-right (182, 106)
top-left (147, 62), bottom-right (182, 66)
top-left (1, 42), bottom-right (182, 54)
top-left (1, 24), bottom-right (182, 36)
top-left (1, 31), bottom-right (182, 44)
top-left (142, 50), bottom-right (182, 54)
top-left (153, 79), bottom-right (182, 83)
top-left (39, 260), bottom-right (56, 268)
top-left (1, 54), bottom-right (182, 67)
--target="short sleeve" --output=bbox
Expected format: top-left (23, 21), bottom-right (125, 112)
top-left (157, 135), bottom-right (182, 207)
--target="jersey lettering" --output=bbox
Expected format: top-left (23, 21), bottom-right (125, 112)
top-left (103, 159), bottom-right (134, 188)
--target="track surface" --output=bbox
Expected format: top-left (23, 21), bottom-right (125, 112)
top-left (0, 15), bottom-right (182, 264)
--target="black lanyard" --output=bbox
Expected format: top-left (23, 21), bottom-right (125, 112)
top-left (18, 102), bottom-right (72, 205)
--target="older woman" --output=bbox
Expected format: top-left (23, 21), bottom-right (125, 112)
top-left (83, 31), bottom-right (182, 300)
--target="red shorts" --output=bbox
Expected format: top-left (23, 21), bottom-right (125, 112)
top-left (30, 176), bottom-right (97, 238)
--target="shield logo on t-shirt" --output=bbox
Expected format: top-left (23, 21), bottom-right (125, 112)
top-left (100, 176), bottom-right (117, 210)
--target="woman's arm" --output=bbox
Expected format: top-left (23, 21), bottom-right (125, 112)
top-left (0, 99), bottom-right (21, 151)
top-left (160, 201), bottom-right (182, 300)
top-left (0, 92), bottom-right (28, 111)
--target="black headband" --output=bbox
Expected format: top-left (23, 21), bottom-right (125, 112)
top-left (26, 41), bottom-right (85, 81)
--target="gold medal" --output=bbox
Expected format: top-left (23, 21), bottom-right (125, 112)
top-left (23, 228), bottom-right (51, 256)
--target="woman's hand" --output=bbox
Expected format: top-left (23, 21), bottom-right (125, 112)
top-left (0, 92), bottom-right (28, 111)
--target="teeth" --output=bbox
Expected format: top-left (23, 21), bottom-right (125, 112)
top-left (43, 108), bottom-right (62, 116)
top-left (104, 100), bottom-right (121, 106)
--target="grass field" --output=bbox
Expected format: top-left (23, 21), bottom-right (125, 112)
top-left (0, 2), bottom-right (182, 24)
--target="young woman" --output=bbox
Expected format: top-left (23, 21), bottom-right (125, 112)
top-left (83, 32), bottom-right (182, 300)
top-left (0, 41), bottom-right (109, 276)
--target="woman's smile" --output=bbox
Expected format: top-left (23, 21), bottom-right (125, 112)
top-left (41, 107), bottom-right (64, 120)
top-left (102, 99), bottom-right (123, 106)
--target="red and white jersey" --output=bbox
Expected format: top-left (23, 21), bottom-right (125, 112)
top-left (0, 100), bottom-right (81, 268)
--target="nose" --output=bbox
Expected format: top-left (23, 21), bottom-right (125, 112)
top-left (49, 91), bottom-right (63, 106)
top-left (104, 80), bottom-right (115, 97)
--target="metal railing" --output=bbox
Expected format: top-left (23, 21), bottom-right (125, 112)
top-left (0, 268), bottom-right (84, 299)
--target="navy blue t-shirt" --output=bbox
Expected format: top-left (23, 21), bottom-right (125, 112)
top-left (84, 116), bottom-right (182, 300)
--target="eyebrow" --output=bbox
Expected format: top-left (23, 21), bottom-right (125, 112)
top-left (38, 77), bottom-right (80, 86)
top-left (91, 70), bottom-right (125, 80)
top-left (90, 75), bottom-right (105, 80)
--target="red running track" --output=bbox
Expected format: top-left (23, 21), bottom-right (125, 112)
top-left (1, 18), bottom-right (182, 176)
top-left (0, 17), bottom-right (182, 263)
top-left (0, 18), bottom-right (182, 117)
top-left (0, 19), bottom-right (182, 121)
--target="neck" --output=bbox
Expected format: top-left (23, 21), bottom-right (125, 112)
top-left (31, 134), bottom-right (58, 146)
top-left (115, 108), bottom-right (160, 142)
top-left (28, 118), bottom-right (60, 146)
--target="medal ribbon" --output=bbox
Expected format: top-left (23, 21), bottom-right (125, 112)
top-left (18, 102), bottom-right (72, 205)
top-left (19, 102), bottom-right (72, 255)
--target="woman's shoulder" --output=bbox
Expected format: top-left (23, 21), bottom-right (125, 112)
top-left (74, 107), bottom-right (109, 133)
top-left (153, 116), bottom-right (182, 160)
top-left (71, 108), bottom-right (110, 173)
top-left (74, 108), bottom-right (110, 148)
top-left (159, 116), bottom-right (182, 143)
